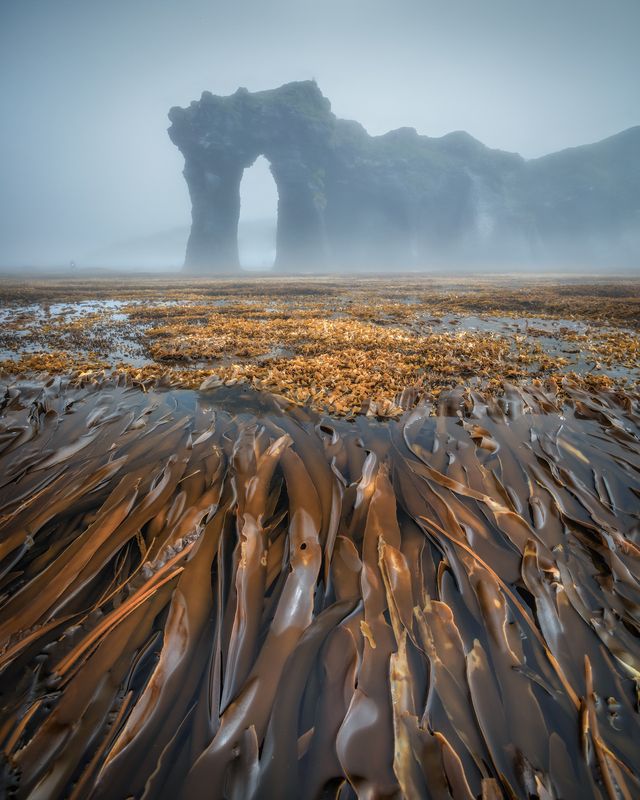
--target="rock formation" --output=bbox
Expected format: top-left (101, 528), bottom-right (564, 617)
top-left (168, 81), bottom-right (640, 272)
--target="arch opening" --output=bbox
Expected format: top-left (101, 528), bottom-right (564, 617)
top-left (238, 156), bottom-right (278, 270)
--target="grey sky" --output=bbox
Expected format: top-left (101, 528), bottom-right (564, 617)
top-left (1, 0), bottom-right (638, 266)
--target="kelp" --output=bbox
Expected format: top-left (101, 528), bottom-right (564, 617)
top-left (0, 376), bottom-right (639, 799)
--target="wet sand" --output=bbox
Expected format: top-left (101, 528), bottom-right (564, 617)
top-left (0, 376), bottom-right (639, 798)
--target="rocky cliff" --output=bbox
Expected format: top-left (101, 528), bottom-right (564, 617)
top-left (168, 81), bottom-right (640, 272)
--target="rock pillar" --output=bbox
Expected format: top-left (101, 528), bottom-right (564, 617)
top-left (182, 160), bottom-right (244, 273)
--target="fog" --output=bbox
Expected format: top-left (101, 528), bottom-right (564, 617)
top-left (0, 0), bottom-right (638, 270)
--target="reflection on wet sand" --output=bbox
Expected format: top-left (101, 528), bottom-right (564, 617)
top-left (0, 377), bottom-right (639, 799)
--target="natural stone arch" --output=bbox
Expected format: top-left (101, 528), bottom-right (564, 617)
top-left (168, 83), bottom-right (331, 273)
top-left (167, 81), bottom-right (525, 274)
top-left (168, 81), bottom-right (640, 273)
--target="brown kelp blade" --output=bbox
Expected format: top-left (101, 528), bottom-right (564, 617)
top-left (0, 376), bottom-right (639, 799)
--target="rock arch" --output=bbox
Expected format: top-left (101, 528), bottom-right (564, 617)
top-left (168, 83), bottom-right (331, 273)
top-left (168, 82), bottom-right (640, 273)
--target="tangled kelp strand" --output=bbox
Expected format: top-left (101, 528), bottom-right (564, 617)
top-left (0, 377), bottom-right (639, 798)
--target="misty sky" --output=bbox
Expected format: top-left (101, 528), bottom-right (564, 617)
top-left (1, 0), bottom-right (639, 266)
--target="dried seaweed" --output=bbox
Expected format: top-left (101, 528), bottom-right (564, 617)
top-left (0, 277), bottom-right (638, 417)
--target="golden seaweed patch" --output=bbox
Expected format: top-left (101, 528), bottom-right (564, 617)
top-left (0, 275), bottom-right (637, 415)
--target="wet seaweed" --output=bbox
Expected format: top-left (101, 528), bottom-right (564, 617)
top-left (0, 375), bottom-right (639, 799)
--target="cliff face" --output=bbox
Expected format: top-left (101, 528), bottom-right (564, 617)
top-left (516, 127), bottom-right (640, 263)
top-left (168, 81), bottom-right (640, 272)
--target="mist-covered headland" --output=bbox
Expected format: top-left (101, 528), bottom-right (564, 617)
top-left (168, 81), bottom-right (640, 274)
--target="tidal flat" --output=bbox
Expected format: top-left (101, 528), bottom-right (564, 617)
top-left (0, 275), bottom-right (639, 799)
top-left (0, 275), bottom-right (638, 415)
